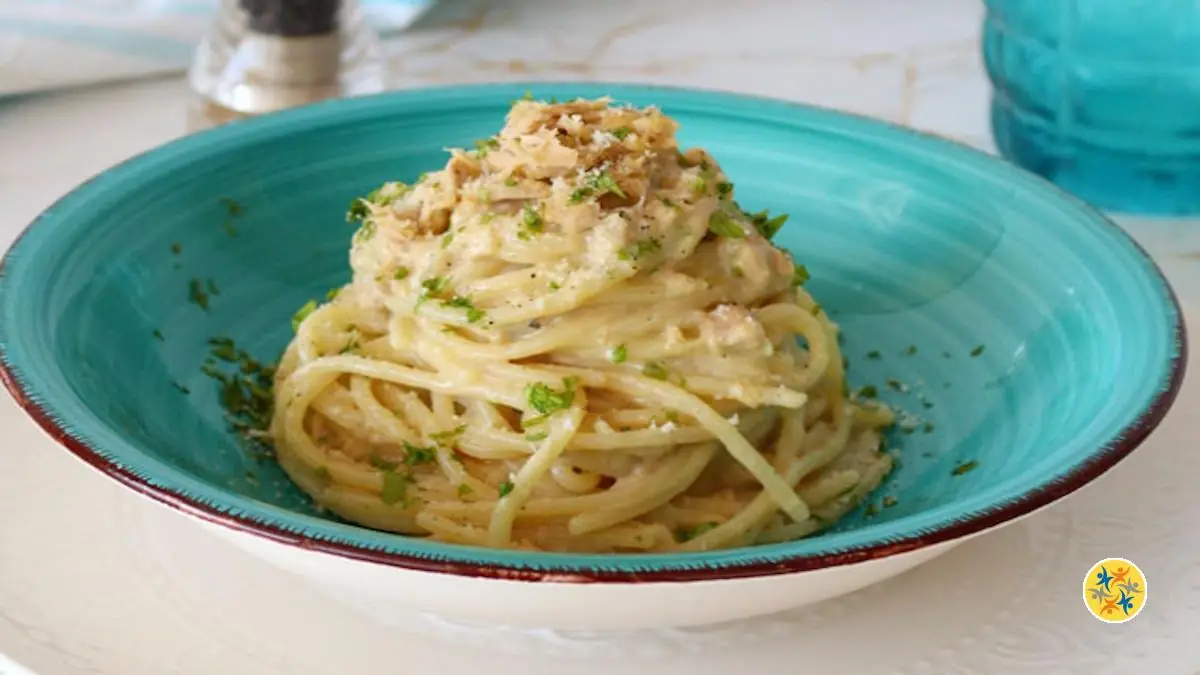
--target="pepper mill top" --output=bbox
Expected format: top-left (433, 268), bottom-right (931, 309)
top-left (241, 0), bottom-right (340, 37)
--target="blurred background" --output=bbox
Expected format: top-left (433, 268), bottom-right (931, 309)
top-left (0, 0), bottom-right (990, 139)
top-left (14, 0), bottom-right (1198, 216)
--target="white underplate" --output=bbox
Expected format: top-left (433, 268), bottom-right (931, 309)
top-left (3, 350), bottom-right (1198, 674)
top-left (206, 522), bottom-right (959, 630)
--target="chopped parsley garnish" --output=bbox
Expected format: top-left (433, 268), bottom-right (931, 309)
top-left (441, 232), bottom-right (454, 248)
top-left (864, 503), bottom-right (879, 518)
top-left (291, 299), bottom-right (318, 332)
top-left (188, 279), bottom-right (210, 310)
top-left (223, 221), bottom-right (238, 237)
top-left (642, 361), bottom-right (670, 380)
top-left (346, 198), bottom-right (371, 222)
top-left (692, 177), bottom-right (708, 196)
top-left (791, 264), bottom-right (810, 288)
top-left (707, 211), bottom-right (745, 239)
top-left (442, 295), bottom-right (486, 323)
top-left (504, 176), bottom-right (518, 187)
top-left (220, 197), bottom-right (243, 217)
top-left (676, 521), bottom-right (718, 542)
top-left (904, 345), bottom-right (918, 356)
top-left (369, 454), bottom-right (398, 470)
top-left (569, 170), bottom-right (626, 204)
top-left (325, 287), bottom-right (341, 300)
top-left (922, 421), bottom-right (936, 433)
top-left (474, 137), bottom-right (500, 156)
top-left (519, 205), bottom-right (543, 239)
top-left (170, 242), bottom-right (182, 256)
top-left (611, 126), bottom-right (632, 140)
top-left (525, 377), bottom-right (577, 414)
top-left (173, 381), bottom-right (191, 395)
top-left (339, 337), bottom-right (360, 354)
top-left (202, 336), bottom-right (276, 448)
top-left (346, 184), bottom-right (407, 223)
top-left (748, 209), bottom-right (788, 240)
top-left (380, 470), bottom-right (413, 505)
top-left (457, 484), bottom-right (475, 499)
top-left (970, 344), bottom-right (985, 357)
top-left (402, 441), bottom-right (437, 466)
top-left (882, 496), bottom-right (898, 509)
top-left (952, 460), bottom-right (978, 476)
top-left (422, 277), bottom-right (449, 296)
top-left (525, 429), bottom-right (549, 442)
top-left (430, 425), bottom-right (467, 445)
top-left (857, 385), bottom-right (878, 398)
top-left (522, 414), bottom-right (548, 428)
top-left (498, 480), bottom-right (515, 498)
top-left (210, 339), bottom-right (238, 362)
top-left (152, 329), bottom-right (164, 341)
top-left (617, 238), bottom-right (661, 261)
top-left (417, 277), bottom-right (451, 308)
top-left (716, 182), bottom-right (733, 199)
top-left (866, 350), bottom-right (882, 359)
top-left (608, 344), bottom-right (628, 364)
top-left (811, 303), bottom-right (823, 316)
top-left (885, 378), bottom-right (905, 392)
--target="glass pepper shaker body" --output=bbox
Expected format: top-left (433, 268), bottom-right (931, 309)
top-left (188, 0), bottom-right (385, 131)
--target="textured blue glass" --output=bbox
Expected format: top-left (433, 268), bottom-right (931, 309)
top-left (984, 0), bottom-right (1200, 215)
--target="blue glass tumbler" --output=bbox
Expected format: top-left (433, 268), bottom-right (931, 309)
top-left (983, 0), bottom-right (1200, 215)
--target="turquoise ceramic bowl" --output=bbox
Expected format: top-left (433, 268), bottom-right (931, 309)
top-left (0, 84), bottom-right (1185, 583)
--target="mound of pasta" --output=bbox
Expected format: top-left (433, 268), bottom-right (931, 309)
top-left (271, 97), bottom-right (895, 553)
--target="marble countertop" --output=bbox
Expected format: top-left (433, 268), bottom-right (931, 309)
top-left (1, 1), bottom-right (1199, 673)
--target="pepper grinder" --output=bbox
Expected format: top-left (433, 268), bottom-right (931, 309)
top-left (187, 0), bottom-right (386, 131)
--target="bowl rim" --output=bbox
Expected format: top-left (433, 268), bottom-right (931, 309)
top-left (0, 82), bottom-right (1187, 583)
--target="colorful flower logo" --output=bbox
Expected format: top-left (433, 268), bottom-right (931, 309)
top-left (1083, 558), bottom-right (1147, 623)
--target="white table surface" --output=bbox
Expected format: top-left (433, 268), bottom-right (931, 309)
top-left (2, 1), bottom-right (1200, 673)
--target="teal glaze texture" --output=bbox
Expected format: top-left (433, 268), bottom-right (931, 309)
top-left (0, 84), bottom-right (1185, 578)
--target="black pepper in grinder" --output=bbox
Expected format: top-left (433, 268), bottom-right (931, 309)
top-left (187, 0), bottom-right (385, 130)
top-left (242, 0), bottom-right (340, 38)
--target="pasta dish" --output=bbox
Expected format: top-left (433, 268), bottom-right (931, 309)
top-left (270, 97), bottom-right (895, 553)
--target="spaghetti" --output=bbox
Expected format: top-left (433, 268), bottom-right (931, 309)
top-left (270, 97), bottom-right (895, 553)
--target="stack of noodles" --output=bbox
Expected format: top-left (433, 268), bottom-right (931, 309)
top-left (271, 97), bottom-right (895, 553)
